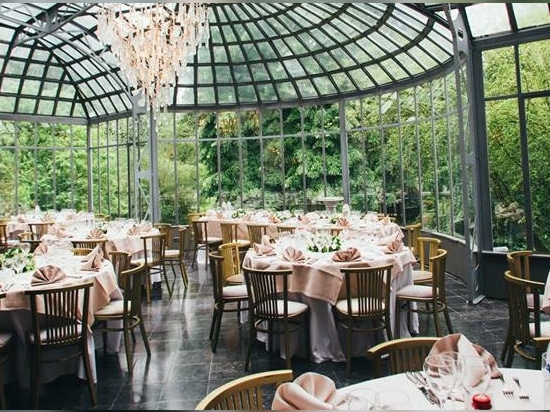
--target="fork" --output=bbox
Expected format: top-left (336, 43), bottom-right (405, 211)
top-left (499, 375), bottom-right (514, 398)
top-left (512, 376), bottom-right (529, 399)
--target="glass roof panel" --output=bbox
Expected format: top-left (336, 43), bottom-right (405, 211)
top-left (513, 3), bottom-right (550, 29)
top-left (1, 3), bottom-right (542, 121)
top-left (466, 4), bottom-right (511, 38)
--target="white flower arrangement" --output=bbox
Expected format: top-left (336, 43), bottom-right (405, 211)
top-left (307, 232), bottom-right (342, 253)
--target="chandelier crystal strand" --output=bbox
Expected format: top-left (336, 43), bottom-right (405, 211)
top-left (97, 3), bottom-right (210, 116)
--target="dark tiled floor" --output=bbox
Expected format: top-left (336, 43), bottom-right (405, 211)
top-left (4, 253), bottom-right (535, 410)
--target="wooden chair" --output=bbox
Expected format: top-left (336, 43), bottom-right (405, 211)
top-left (191, 219), bottom-right (222, 268)
top-left (0, 292), bottom-right (14, 409)
top-left (275, 224), bottom-right (296, 235)
top-left (208, 251), bottom-right (248, 353)
top-left (94, 262), bottom-right (151, 374)
top-left (395, 248), bottom-right (453, 338)
top-left (0, 223), bottom-right (10, 252)
top-left (246, 223), bottom-right (269, 246)
top-left (187, 211), bottom-right (204, 259)
top-left (194, 369), bottom-right (293, 410)
top-left (94, 212), bottom-right (109, 222)
top-left (404, 222), bottom-right (422, 257)
top-left (164, 226), bottom-right (190, 289)
top-left (132, 232), bottom-right (168, 303)
top-left (502, 270), bottom-right (550, 368)
top-left (17, 231), bottom-right (41, 253)
top-left (333, 263), bottom-right (394, 377)
top-left (412, 236), bottom-right (441, 285)
top-left (218, 242), bottom-right (244, 285)
top-left (502, 250), bottom-right (545, 362)
top-left (367, 337), bottom-right (439, 378)
top-left (242, 265), bottom-right (309, 371)
top-left (25, 281), bottom-right (97, 409)
top-left (220, 221), bottom-right (250, 251)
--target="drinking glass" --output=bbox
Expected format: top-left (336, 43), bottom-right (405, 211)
top-left (423, 353), bottom-right (457, 409)
top-left (342, 388), bottom-right (377, 410)
top-left (375, 389), bottom-right (410, 410)
top-left (440, 350), bottom-right (465, 403)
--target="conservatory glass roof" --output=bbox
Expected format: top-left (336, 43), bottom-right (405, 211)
top-left (0, 3), bottom-right (548, 122)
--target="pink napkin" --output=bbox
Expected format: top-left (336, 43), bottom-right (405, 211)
top-left (271, 372), bottom-right (347, 410)
top-left (33, 243), bottom-right (49, 257)
top-left (268, 213), bottom-right (281, 223)
top-left (377, 231), bottom-right (404, 246)
top-left (335, 217), bottom-right (351, 227)
top-left (80, 246), bottom-right (104, 271)
top-left (16, 214), bottom-right (26, 223)
top-left (429, 334), bottom-right (501, 387)
top-left (86, 228), bottom-right (105, 239)
top-left (215, 211), bottom-right (224, 219)
top-left (282, 246), bottom-right (306, 262)
top-left (241, 213), bottom-right (252, 222)
top-left (298, 215), bottom-right (311, 225)
top-left (47, 224), bottom-right (72, 238)
top-left (379, 216), bottom-right (392, 225)
top-left (253, 235), bottom-right (276, 256)
top-left (384, 238), bottom-right (403, 254)
top-left (332, 247), bottom-right (361, 262)
top-left (138, 221), bottom-right (152, 233)
top-left (127, 225), bottom-right (140, 235)
top-left (41, 214), bottom-right (54, 222)
top-left (31, 265), bottom-right (67, 286)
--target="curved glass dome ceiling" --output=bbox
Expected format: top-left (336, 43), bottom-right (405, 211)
top-left (0, 3), bottom-right (457, 121)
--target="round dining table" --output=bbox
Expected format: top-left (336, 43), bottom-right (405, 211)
top-left (338, 367), bottom-right (544, 410)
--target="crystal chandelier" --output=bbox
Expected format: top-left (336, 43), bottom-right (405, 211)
top-left (97, 3), bottom-right (210, 116)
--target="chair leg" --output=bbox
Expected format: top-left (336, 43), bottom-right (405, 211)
top-left (81, 341), bottom-right (97, 405)
top-left (443, 307), bottom-right (453, 334)
top-left (139, 321), bottom-right (151, 356)
top-left (179, 260), bottom-right (189, 288)
top-left (432, 303), bottom-right (442, 336)
top-left (211, 306), bottom-right (224, 353)
top-left (31, 346), bottom-right (40, 409)
top-left (244, 313), bottom-right (255, 371)
top-left (145, 269), bottom-right (152, 304)
top-left (123, 321), bottom-right (134, 374)
top-left (501, 326), bottom-right (511, 362)
top-left (394, 300), bottom-right (402, 339)
top-left (345, 326), bottom-right (352, 377)
top-left (162, 265), bottom-right (173, 298)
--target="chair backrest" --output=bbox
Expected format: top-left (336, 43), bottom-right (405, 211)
top-left (176, 226), bottom-right (188, 258)
top-left (429, 248), bottom-right (448, 299)
top-left (367, 337), bottom-right (439, 378)
top-left (94, 212), bottom-right (109, 222)
top-left (73, 247), bottom-right (93, 256)
top-left (246, 223), bottom-right (268, 245)
top-left (0, 223), bottom-right (8, 248)
top-left (28, 222), bottom-right (54, 238)
top-left (187, 212), bottom-right (204, 224)
top-left (194, 369), bottom-right (294, 410)
top-left (25, 281), bottom-right (94, 348)
top-left (405, 222), bottom-right (422, 256)
top-left (506, 250), bottom-right (532, 280)
top-left (121, 262), bottom-right (147, 316)
top-left (154, 223), bottom-right (174, 249)
top-left (109, 251), bottom-right (132, 286)
top-left (220, 222), bottom-right (239, 244)
top-left (276, 224), bottom-right (295, 235)
top-left (242, 265), bottom-right (293, 321)
top-left (340, 263), bottom-right (393, 323)
top-left (192, 219), bottom-right (209, 244)
top-left (71, 238), bottom-right (108, 256)
top-left (219, 242), bottom-right (242, 282)
top-left (416, 236), bottom-right (441, 271)
top-left (141, 232), bottom-right (166, 267)
top-left (208, 251), bottom-right (226, 302)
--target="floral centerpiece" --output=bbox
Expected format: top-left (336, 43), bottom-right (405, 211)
top-left (307, 232), bottom-right (342, 253)
top-left (231, 208), bottom-right (247, 219)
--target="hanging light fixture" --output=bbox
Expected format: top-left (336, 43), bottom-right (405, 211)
top-left (97, 3), bottom-right (210, 117)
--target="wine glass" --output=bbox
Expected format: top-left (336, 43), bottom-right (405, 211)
top-left (423, 353), bottom-right (457, 409)
top-left (440, 350), bottom-right (466, 405)
top-left (460, 357), bottom-right (491, 406)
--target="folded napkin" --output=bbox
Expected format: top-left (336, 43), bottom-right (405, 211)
top-left (335, 217), bottom-right (351, 227)
top-left (379, 216), bottom-right (392, 225)
top-left (332, 247), bottom-right (361, 262)
top-left (127, 225), bottom-right (140, 235)
top-left (429, 333), bottom-right (501, 388)
top-left (41, 213), bottom-right (54, 222)
top-left (297, 215), bottom-right (311, 225)
top-left (86, 228), bottom-right (105, 239)
top-left (272, 372), bottom-right (347, 410)
top-left (47, 224), bottom-right (72, 238)
top-left (241, 213), bottom-right (253, 222)
top-left (268, 213), bottom-right (281, 223)
top-left (253, 235), bottom-right (276, 256)
top-left (16, 214), bottom-right (26, 223)
top-left (215, 211), bottom-right (224, 219)
top-left (384, 237), bottom-right (403, 254)
top-left (377, 231), bottom-right (404, 246)
top-left (282, 246), bottom-right (307, 262)
top-left (33, 242), bottom-right (49, 257)
top-left (138, 221), bottom-right (152, 233)
top-left (31, 265), bottom-right (67, 286)
top-left (80, 246), bottom-right (104, 271)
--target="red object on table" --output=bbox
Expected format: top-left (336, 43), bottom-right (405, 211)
top-left (472, 394), bottom-right (492, 410)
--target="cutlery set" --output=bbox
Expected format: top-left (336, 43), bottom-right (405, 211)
top-left (405, 371), bottom-right (439, 405)
top-left (498, 375), bottom-right (529, 400)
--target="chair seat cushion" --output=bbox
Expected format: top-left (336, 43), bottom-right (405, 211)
top-left (257, 300), bottom-right (308, 317)
top-left (165, 249), bottom-right (179, 258)
top-left (94, 300), bottom-right (130, 317)
top-left (334, 298), bottom-right (385, 315)
top-left (396, 284), bottom-right (433, 299)
top-left (222, 284), bottom-right (248, 298)
top-left (526, 293), bottom-right (545, 311)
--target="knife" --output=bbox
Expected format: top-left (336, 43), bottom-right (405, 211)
top-left (405, 371), bottom-right (438, 405)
